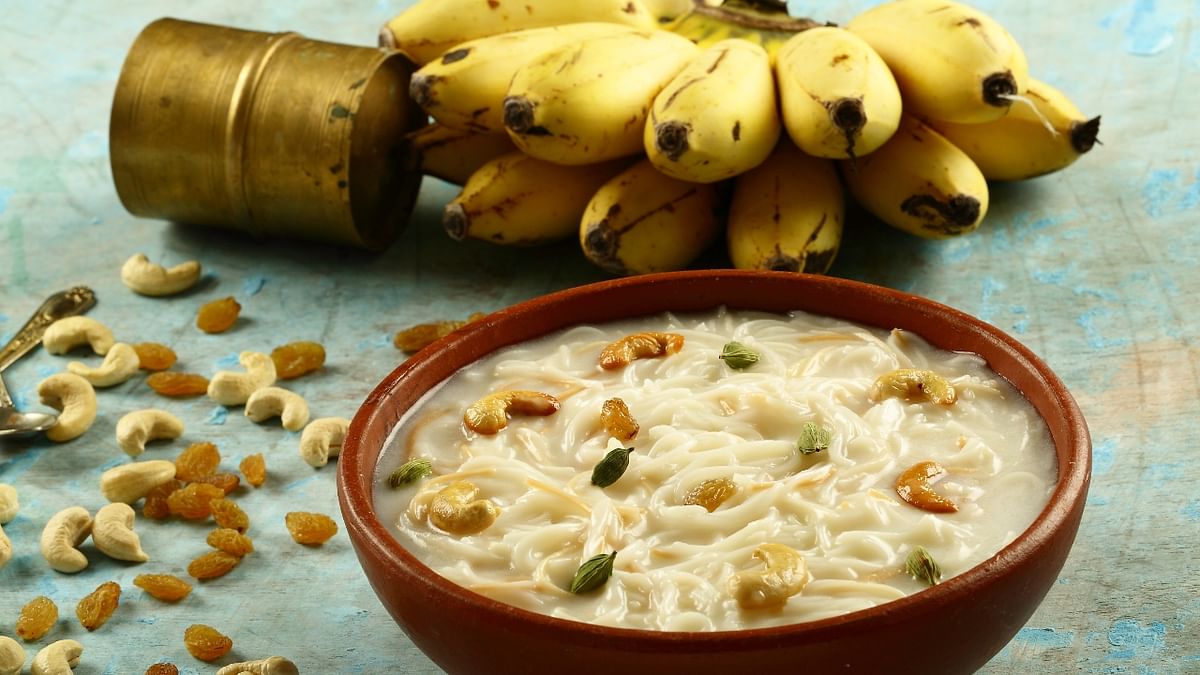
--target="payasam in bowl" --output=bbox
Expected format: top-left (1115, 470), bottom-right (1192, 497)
top-left (338, 270), bottom-right (1090, 675)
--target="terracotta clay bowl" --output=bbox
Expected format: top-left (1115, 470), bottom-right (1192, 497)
top-left (338, 270), bottom-right (1090, 675)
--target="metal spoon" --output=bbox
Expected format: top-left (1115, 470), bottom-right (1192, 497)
top-left (0, 286), bottom-right (96, 437)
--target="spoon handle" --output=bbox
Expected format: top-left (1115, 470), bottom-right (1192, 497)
top-left (0, 286), bottom-right (96, 372)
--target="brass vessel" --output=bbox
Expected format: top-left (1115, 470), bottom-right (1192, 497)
top-left (110, 18), bottom-right (423, 249)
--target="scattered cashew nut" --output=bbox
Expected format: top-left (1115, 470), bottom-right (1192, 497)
top-left (869, 368), bottom-right (957, 405)
top-left (463, 390), bottom-right (560, 435)
top-left (895, 460), bottom-right (958, 513)
top-left (598, 332), bottom-right (685, 370)
top-left (120, 252), bottom-right (202, 296)
top-left (299, 417), bottom-right (350, 468)
top-left (215, 657), bottom-right (300, 675)
top-left (245, 386), bottom-right (310, 431)
top-left (208, 351), bottom-right (277, 406)
top-left (730, 543), bottom-right (809, 610)
top-left (0, 636), bottom-right (25, 675)
top-left (0, 483), bottom-right (17, 523)
top-left (66, 342), bottom-right (140, 387)
top-left (430, 480), bottom-right (500, 535)
top-left (91, 502), bottom-right (149, 562)
top-left (115, 409), bottom-right (184, 457)
top-left (40, 506), bottom-right (93, 573)
top-left (37, 373), bottom-right (97, 442)
top-left (42, 316), bottom-right (114, 355)
top-left (99, 459), bottom-right (177, 504)
top-left (31, 639), bottom-right (83, 675)
top-left (0, 523), bottom-right (11, 572)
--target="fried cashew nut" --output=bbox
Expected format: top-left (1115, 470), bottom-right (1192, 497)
top-left (430, 480), bottom-right (500, 536)
top-left (869, 368), bottom-right (957, 405)
top-left (0, 483), bottom-right (17, 523)
top-left (91, 502), bottom-right (149, 562)
top-left (120, 253), bottom-right (202, 296)
top-left (115, 409), bottom-right (184, 457)
top-left (66, 342), bottom-right (140, 387)
top-left (40, 506), bottom-right (93, 574)
top-left (42, 316), bottom-right (114, 356)
top-left (731, 543), bottom-right (809, 610)
top-left (215, 657), bottom-right (300, 675)
top-left (37, 373), bottom-right (97, 442)
top-left (895, 460), bottom-right (958, 513)
top-left (245, 386), bottom-right (311, 432)
top-left (31, 639), bottom-right (83, 675)
top-left (0, 636), bottom-right (25, 675)
top-left (598, 332), bottom-right (685, 370)
top-left (207, 351), bottom-right (277, 406)
top-left (99, 459), bottom-right (177, 504)
top-left (463, 390), bottom-right (560, 435)
top-left (298, 417), bottom-right (350, 468)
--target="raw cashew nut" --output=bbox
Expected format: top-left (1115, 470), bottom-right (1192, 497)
top-left (215, 657), bottom-right (300, 675)
top-left (66, 342), bottom-right (140, 387)
top-left (208, 351), bottom-right (277, 406)
top-left (895, 460), bottom-right (958, 513)
top-left (869, 368), bottom-right (957, 405)
top-left (40, 506), bottom-right (93, 573)
top-left (598, 332), bottom-right (685, 370)
top-left (0, 523), bottom-right (11, 572)
top-left (120, 252), bottom-right (202, 296)
top-left (99, 460), bottom-right (177, 504)
top-left (31, 639), bottom-right (83, 675)
top-left (115, 409), bottom-right (184, 457)
top-left (463, 390), bottom-right (560, 435)
top-left (298, 417), bottom-right (350, 468)
top-left (42, 316), bottom-right (114, 355)
top-left (0, 483), bottom-right (17, 523)
top-left (0, 636), bottom-right (25, 675)
top-left (37, 373), bottom-right (97, 442)
top-left (245, 387), bottom-right (310, 431)
top-left (430, 480), bottom-right (500, 535)
top-left (730, 543), bottom-right (809, 609)
top-left (91, 502), bottom-right (148, 562)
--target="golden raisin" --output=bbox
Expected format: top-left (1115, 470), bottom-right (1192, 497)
top-left (186, 551), bottom-right (241, 581)
top-left (143, 479), bottom-right (184, 520)
top-left (682, 477), bottom-right (738, 512)
top-left (600, 397), bottom-right (639, 441)
top-left (195, 296), bottom-right (240, 334)
top-left (239, 453), bottom-right (266, 487)
top-left (147, 371), bottom-right (209, 397)
top-left (174, 442), bottom-right (221, 482)
top-left (191, 472), bottom-right (240, 495)
top-left (76, 581), bottom-right (121, 631)
top-left (271, 341), bottom-right (326, 380)
top-left (167, 483), bottom-right (225, 519)
top-left (209, 498), bottom-right (249, 533)
top-left (393, 313), bottom-right (485, 353)
top-left (285, 511), bottom-right (338, 546)
top-left (134, 574), bottom-right (193, 602)
top-left (183, 624), bottom-right (233, 661)
top-left (207, 528), bottom-right (254, 557)
top-left (132, 342), bottom-right (178, 371)
top-left (15, 595), bottom-right (58, 641)
top-left (146, 664), bottom-right (180, 675)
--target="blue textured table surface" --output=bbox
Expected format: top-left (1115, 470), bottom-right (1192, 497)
top-left (1, 1), bottom-right (1197, 673)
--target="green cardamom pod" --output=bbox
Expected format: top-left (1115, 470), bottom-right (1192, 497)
top-left (569, 550), bottom-right (617, 594)
top-left (719, 341), bottom-right (760, 369)
top-left (905, 546), bottom-right (942, 586)
top-left (590, 447), bottom-right (634, 488)
top-left (388, 457), bottom-right (433, 488)
top-left (797, 421), bottom-right (832, 455)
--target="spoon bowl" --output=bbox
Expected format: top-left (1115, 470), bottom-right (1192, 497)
top-left (0, 370), bottom-right (57, 437)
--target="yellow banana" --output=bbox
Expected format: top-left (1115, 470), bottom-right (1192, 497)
top-left (645, 39), bottom-right (780, 183)
top-left (504, 30), bottom-right (699, 165)
top-left (926, 79), bottom-right (1101, 181)
top-left (444, 152), bottom-right (628, 245)
top-left (839, 116), bottom-right (988, 239)
top-left (580, 159), bottom-right (721, 275)
top-left (727, 141), bottom-right (843, 273)
top-left (775, 26), bottom-right (901, 159)
top-left (846, 0), bottom-right (1029, 124)
top-left (665, 1), bottom-right (822, 58)
top-left (406, 124), bottom-right (518, 185)
top-left (380, 0), bottom-right (658, 66)
top-left (409, 24), bottom-right (636, 133)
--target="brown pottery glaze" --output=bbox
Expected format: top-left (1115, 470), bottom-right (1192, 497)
top-left (338, 270), bottom-right (1091, 675)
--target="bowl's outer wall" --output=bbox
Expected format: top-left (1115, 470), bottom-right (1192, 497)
top-left (338, 271), bottom-right (1091, 675)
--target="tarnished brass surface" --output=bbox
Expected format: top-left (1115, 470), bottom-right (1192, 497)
top-left (110, 18), bottom-right (423, 249)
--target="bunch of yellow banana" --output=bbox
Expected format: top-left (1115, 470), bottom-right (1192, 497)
top-left (386, 0), bottom-right (1101, 275)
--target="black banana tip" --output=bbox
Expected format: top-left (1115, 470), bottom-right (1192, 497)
top-left (443, 204), bottom-right (469, 241)
top-left (982, 71), bottom-right (1018, 107)
top-left (1071, 116), bottom-right (1101, 154)
top-left (409, 75), bottom-right (437, 110)
top-left (503, 97), bottom-right (536, 134)
top-left (654, 121), bottom-right (691, 161)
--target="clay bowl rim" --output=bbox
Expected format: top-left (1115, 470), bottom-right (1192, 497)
top-left (338, 269), bottom-right (1090, 649)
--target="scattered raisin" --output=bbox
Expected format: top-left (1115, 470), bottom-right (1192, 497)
top-left (239, 453), bottom-right (266, 487)
top-left (186, 551), bottom-right (241, 581)
top-left (207, 528), bottom-right (254, 557)
top-left (285, 511), bottom-right (338, 546)
top-left (209, 498), bottom-right (249, 533)
top-left (191, 472), bottom-right (240, 495)
top-left (393, 313), bottom-right (485, 353)
top-left (167, 483), bottom-right (225, 519)
top-left (147, 372), bottom-right (209, 397)
top-left (174, 442), bottom-right (221, 482)
top-left (682, 477), bottom-right (738, 512)
top-left (195, 296), bottom-right (240, 334)
top-left (271, 341), bottom-right (326, 380)
top-left (146, 664), bottom-right (180, 675)
top-left (15, 595), bottom-right (58, 641)
top-left (132, 342), bottom-right (178, 371)
top-left (183, 624), bottom-right (233, 661)
top-left (76, 581), bottom-right (121, 631)
top-left (143, 479), bottom-right (184, 520)
top-left (600, 397), bottom-right (639, 441)
top-left (134, 574), bottom-right (193, 602)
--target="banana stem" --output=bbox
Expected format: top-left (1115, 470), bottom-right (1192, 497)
top-left (686, 0), bottom-right (823, 32)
